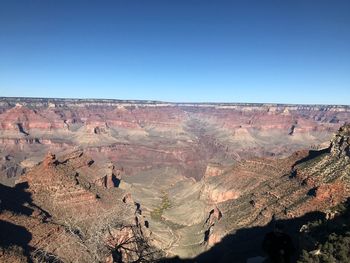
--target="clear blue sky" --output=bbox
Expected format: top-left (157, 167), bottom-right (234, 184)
top-left (0, 0), bottom-right (349, 104)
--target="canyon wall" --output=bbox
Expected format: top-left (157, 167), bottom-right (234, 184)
top-left (1, 97), bottom-right (349, 185)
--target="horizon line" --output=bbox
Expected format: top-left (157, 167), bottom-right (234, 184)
top-left (1, 96), bottom-right (350, 107)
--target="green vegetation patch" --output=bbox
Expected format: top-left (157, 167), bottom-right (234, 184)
top-left (150, 191), bottom-right (172, 221)
top-left (297, 201), bottom-right (350, 263)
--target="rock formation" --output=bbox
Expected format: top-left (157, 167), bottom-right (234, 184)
top-left (330, 124), bottom-right (350, 158)
top-left (1, 150), bottom-right (159, 262)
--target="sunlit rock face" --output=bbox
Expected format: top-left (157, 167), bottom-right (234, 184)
top-left (330, 124), bottom-right (350, 158)
top-left (1, 98), bottom-right (350, 261)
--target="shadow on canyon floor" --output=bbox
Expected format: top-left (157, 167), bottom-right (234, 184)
top-left (160, 211), bottom-right (328, 263)
top-left (0, 182), bottom-right (34, 261)
top-left (0, 182), bottom-right (34, 215)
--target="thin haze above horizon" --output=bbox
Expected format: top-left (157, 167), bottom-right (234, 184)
top-left (0, 0), bottom-right (349, 104)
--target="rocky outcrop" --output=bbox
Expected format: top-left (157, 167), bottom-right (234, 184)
top-left (330, 124), bottom-right (350, 158)
top-left (43, 152), bottom-right (57, 168)
top-left (202, 206), bottom-right (223, 247)
top-left (203, 163), bottom-right (225, 178)
top-left (1, 150), bottom-right (157, 262)
top-left (94, 163), bottom-right (122, 189)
